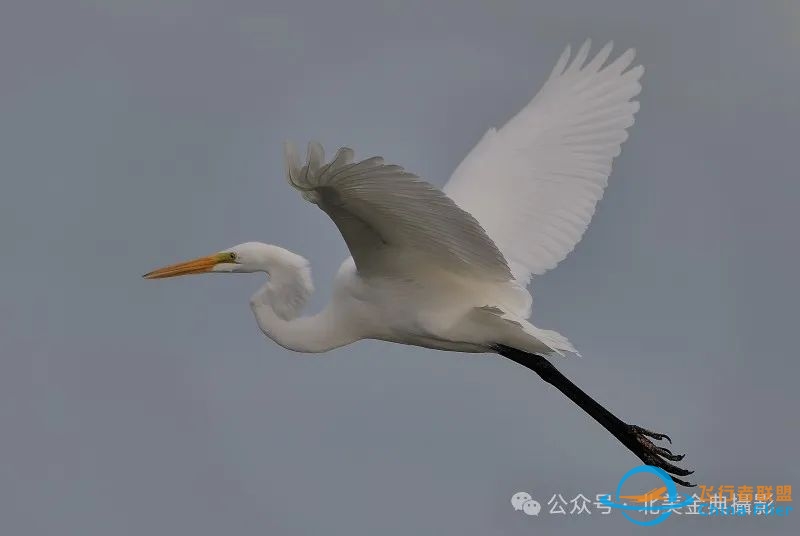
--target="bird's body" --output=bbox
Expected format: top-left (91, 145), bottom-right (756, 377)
top-left (145, 40), bottom-right (695, 485)
top-left (250, 253), bottom-right (548, 355)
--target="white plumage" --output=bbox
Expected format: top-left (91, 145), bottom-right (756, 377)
top-left (283, 142), bottom-right (511, 282)
top-left (272, 39), bottom-right (641, 355)
top-left (145, 41), bottom-right (696, 486)
top-left (444, 40), bottom-right (643, 284)
top-left (147, 40), bottom-right (644, 357)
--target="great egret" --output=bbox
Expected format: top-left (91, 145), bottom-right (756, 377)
top-left (145, 40), bottom-right (693, 485)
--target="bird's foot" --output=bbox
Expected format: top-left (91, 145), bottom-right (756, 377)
top-left (626, 424), bottom-right (695, 487)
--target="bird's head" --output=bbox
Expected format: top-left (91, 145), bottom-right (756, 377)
top-left (143, 242), bottom-right (280, 279)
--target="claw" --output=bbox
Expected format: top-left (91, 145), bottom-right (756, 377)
top-left (656, 445), bottom-right (674, 456)
top-left (654, 446), bottom-right (684, 461)
top-left (627, 424), bottom-right (693, 486)
top-left (631, 425), bottom-right (672, 444)
top-left (643, 452), bottom-right (692, 476)
top-left (671, 476), bottom-right (696, 487)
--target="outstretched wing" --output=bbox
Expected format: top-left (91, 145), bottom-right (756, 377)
top-left (444, 40), bottom-right (643, 284)
top-left (284, 141), bottom-right (512, 281)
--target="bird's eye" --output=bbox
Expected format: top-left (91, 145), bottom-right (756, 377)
top-left (229, 252), bottom-right (237, 261)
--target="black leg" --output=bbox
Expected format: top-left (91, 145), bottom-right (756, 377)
top-left (494, 345), bottom-right (694, 487)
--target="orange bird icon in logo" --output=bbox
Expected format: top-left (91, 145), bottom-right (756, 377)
top-left (620, 486), bottom-right (668, 503)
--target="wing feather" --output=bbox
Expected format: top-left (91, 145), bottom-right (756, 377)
top-left (285, 141), bottom-right (512, 281)
top-left (444, 40), bottom-right (643, 283)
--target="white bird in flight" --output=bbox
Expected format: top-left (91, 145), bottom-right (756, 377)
top-left (145, 40), bottom-right (693, 485)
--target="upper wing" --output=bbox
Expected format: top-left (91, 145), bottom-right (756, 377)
top-left (443, 40), bottom-right (643, 284)
top-left (284, 141), bottom-right (512, 281)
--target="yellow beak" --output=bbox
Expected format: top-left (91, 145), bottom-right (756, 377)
top-left (143, 253), bottom-right (224, 279)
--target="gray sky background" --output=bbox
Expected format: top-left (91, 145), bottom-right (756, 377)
top-left (1, 1), bottom-right (798, 534)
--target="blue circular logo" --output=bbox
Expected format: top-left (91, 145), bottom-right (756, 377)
top-left (599, 465), bottom-right (695, 526)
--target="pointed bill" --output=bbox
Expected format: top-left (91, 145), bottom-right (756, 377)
top-left (143, 253), bottom-right (226, 279)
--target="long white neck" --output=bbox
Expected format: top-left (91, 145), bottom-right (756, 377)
top-left (250, 286), bottom-right (354, 353)
top-left (241, 245), bottom-right (356, 353)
